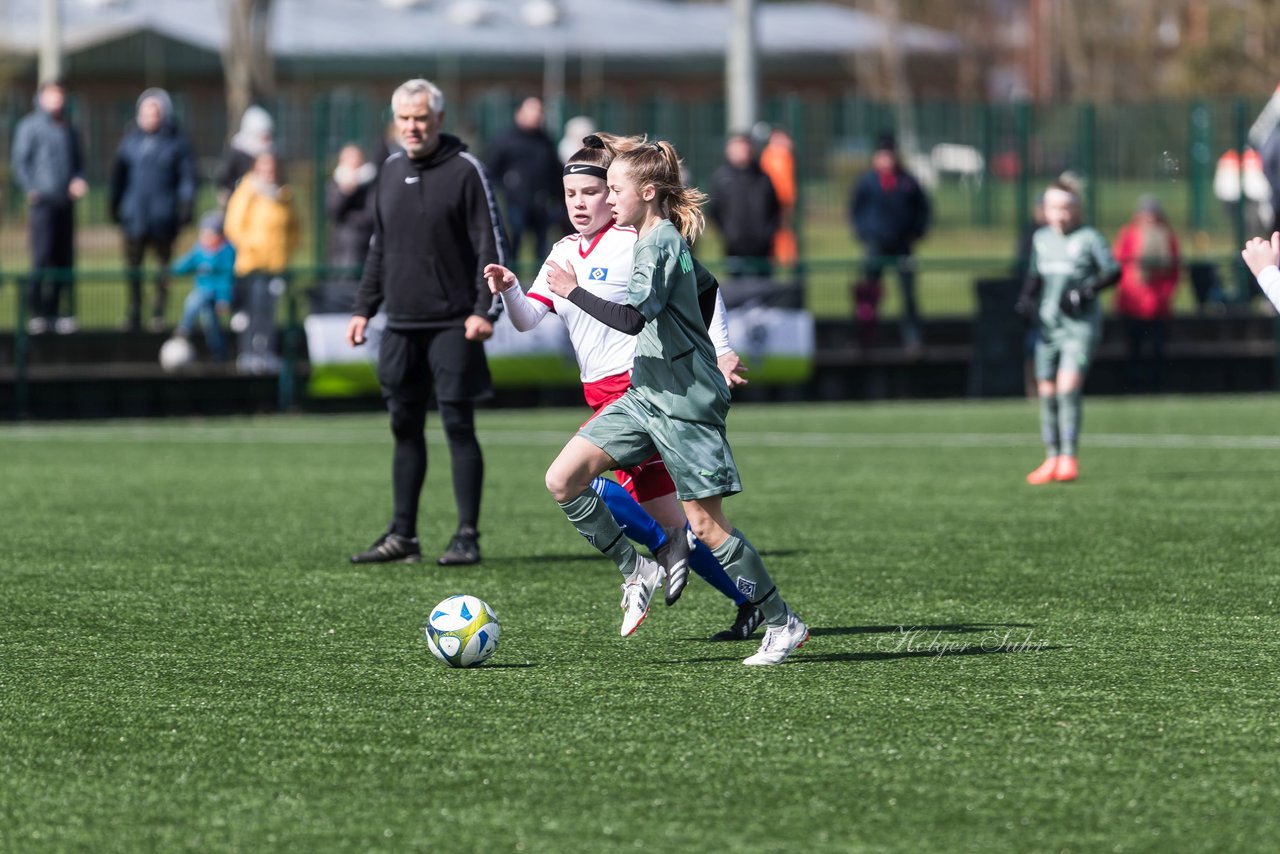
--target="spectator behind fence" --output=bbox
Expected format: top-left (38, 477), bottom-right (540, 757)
top-left (558, 115), bottom-right (596, 164)
top-left (709, 131), bottom-right (780, 280)
top-left (849, 132), bottom-right (931, 351)
top-left (215, 105), bottom-right (274, 206)
top-left (1113, 195), bottom-right (1180, 393)
top-left (312, 143), bottom-right (377, 313)
top-left (171, 211), bottom-right (235, 362)
top-left (223, 152), bottom-right (299, 374)
top-left (11, 80), bottom-right (87, 335)
top-left (109, 88), bottom-right (197, 332)
top-left (486, 96), bottom-right (562, 262)
top-left (758, 125), bottom-right (798, 269)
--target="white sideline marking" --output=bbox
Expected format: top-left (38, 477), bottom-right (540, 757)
top-left (4, 425), bottom-right (1280, 451)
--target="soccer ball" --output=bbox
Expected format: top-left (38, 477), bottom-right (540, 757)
top-left (159, 336), bottom-right (194, 372)
top-left (425, 595), bottom-right (500, 668)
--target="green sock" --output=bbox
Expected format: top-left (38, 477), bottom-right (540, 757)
top-left (1057, 388), bottom-right (1082, 457)
top-left (1038, 393), bottom-right (1060, 457)
top-left (710, 528), bottom-right (788, 626)
top-left (558, 488), bottom-right (637, 576)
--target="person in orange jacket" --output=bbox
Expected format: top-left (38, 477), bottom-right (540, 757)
top-left (759, 126), bottom-right (798, 269)
top-left (1112, 195), bottom-right (1180, 392)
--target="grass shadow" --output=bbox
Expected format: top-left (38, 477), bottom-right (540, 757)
top-left (665, 622), bottom-right (1056, 665)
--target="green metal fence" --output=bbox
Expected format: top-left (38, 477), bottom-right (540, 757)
top-left (1, 90), bottom-right (1271, 329)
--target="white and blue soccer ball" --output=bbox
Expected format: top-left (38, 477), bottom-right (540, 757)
top-left (425, 595), bottom-right (500, 668)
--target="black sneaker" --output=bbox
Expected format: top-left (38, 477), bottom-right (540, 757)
top-left (350, 530), bottom-right (421, 564)
top-left (437, 530), bottom-right (480, 566)
top-left (655, 525), bottom-right (691, 606)
top-left (710, 603), bottom-right (765, 641)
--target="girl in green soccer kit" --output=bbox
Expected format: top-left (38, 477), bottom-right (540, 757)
top-left (540, 139), bottom-right (808, 666)
top-left (1015, 180), bottom-right (1121, 484)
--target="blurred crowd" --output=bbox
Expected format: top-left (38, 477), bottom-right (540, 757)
top-left (10, 78), bottom-right (1280, 385)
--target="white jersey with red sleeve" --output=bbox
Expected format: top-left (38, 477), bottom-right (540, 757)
top-left (526, 223), bottom-right (640, 383)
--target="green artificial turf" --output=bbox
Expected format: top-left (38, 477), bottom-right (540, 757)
top-left (2, 397), bottom-right (1278, 852)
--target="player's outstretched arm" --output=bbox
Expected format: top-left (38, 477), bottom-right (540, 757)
top-left (1242, 232), bottom-right (1280, 278)
top-left (483, 263), bottom-right (518, 295)
top-left (485, 263), bottom-right (548, 332)
top-left (1243, 232), bottom-right (1280, 311)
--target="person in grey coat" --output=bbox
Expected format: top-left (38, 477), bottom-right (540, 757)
top-left (109, 88), bottom-right (197, 331)
top-left (10, 80), bottom-right (87, 335)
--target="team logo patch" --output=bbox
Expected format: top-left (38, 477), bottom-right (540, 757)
top-left (736, 577), bottom-right (757, 599)
top-left (589, 267), bottom-right (608, 281)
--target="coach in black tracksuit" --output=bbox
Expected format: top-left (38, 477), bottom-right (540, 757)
top-left (347, 78), bottom-right (506, 568)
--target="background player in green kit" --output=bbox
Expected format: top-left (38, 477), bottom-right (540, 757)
top-left (1015, 180), bottom-right (1121, 484)
top-left (540, 138), bottom-right (809, 666)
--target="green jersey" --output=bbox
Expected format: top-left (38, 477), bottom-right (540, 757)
top-left (626, 220), bottom-right (729, 426)
top-left (1029, 224), bottom-right (1119, 332)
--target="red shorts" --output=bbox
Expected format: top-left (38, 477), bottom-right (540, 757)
top-left (582, 372), bottom-right (676, 503)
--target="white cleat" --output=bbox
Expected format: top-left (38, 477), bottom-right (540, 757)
top-left (743, 610), bottom-right (809, 665)
top-left (619, 556), bottom-right (661, 637)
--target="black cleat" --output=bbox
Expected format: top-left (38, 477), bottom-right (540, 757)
top-left (437, 530), bottom-right (480, 566)
top-left (350, 530), bottom-right (421, 564)
top-left (655, 526), bottom-right (691, 606)
top-left (710, 603), bottom-right (765, 641)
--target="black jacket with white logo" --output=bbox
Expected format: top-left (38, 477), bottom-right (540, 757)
top-left (354, 134), bottom-right (506, 328)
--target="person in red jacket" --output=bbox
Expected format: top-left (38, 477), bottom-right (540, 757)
top-left (1113, 195), bottom-right (1180, 392)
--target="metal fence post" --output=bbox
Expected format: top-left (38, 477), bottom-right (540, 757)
top-left (313, 94), bottom-right (330, 273)
top-left (978, 101), bottom-right (993, 227)
top-left (1188, 101), bottom-right (1210, 233)
top-left (1077, 102), bottom-right (1097, 225)
top-left (278, 284), bottom-right (299, 412)
top-left (1014, 100), bottom-right (1031, 237)
top-left (1233, 98), bottom-right (1251, 302)
top-left (14, 274), bottom-right (29, 419)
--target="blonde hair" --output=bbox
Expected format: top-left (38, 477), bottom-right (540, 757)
top-left (613, 138), bottom-right (707, 244)
top-left (565, 131), bottom-right (646, 169)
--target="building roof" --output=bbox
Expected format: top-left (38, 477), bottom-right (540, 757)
top-left (0, 0), bottom-right (961, 67)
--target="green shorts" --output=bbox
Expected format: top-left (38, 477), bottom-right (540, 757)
top-left (578, 390), bottom-right (742, 501)
top-left (1034, 325), bottom-right (1098, 381)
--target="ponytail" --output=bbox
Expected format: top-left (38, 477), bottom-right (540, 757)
top-left (614, 138), bottom-right (708, 244)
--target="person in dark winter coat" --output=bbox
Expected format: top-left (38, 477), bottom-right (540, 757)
top-left (311, 144), bottom-right (378, 314)
top-left (327, 144), bottom-right (377, 273)
top-left (346, 78), bottom-right (507, 569)
top-left (109, 88), bottom-right (198, 331)
top-left (849, 132), bottom-right (931, 350)
top-left (709, 132), bottom-right (780, 279)
top-left (10, 80), bottom-right (87, 335)
top-left (485, 96), bottom-right (562, 262)
top-left (215, 105), bottom-right (274, 206)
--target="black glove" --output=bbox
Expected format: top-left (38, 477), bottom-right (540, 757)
top-left (1059, 283), bottom-right (1097, 318)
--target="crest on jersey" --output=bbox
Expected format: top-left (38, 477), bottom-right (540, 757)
top-left (589, 267), bottom-right (608, 281)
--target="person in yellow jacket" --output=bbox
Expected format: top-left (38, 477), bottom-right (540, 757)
top-left (224, 152), bottom-right (300, 373)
